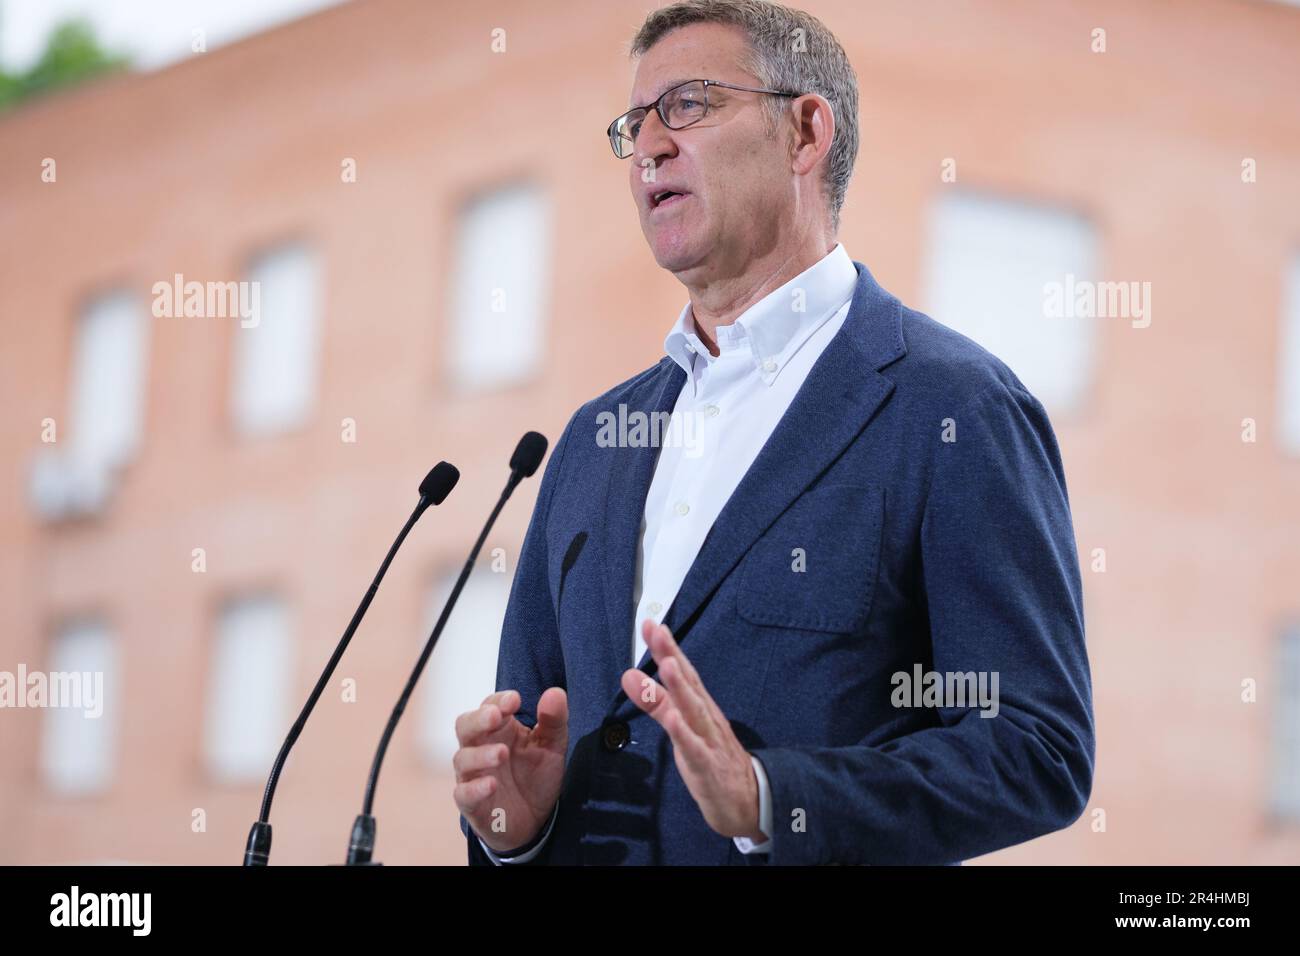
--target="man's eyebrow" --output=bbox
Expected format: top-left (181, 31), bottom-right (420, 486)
top-left (632, 77), bottom-right (693, 107)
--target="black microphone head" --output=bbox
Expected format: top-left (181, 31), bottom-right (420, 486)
top-left (509, 431), bottom-right (548, 479)
top-left (419, 461), bottom-right (459, 505)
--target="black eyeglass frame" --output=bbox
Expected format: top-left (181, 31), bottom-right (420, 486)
top-left (606, 78), bottom-right (803, 159)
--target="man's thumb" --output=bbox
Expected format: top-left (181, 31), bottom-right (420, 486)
top-left (531, 686), bottom-right (568, 745)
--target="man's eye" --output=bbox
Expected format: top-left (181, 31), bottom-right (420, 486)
top-left (629, 118), bottom-right (643, 138)
top-left (678, 96), bottom-right (704, 112)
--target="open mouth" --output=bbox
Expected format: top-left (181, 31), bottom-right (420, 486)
top-left (651, 190), bottom-right (688, 210)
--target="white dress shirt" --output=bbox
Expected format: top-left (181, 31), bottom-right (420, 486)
top-left (480, 242), bottom-right (860, 864)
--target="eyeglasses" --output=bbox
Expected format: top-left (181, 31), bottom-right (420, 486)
top-left (606, 78), bottom-right (802, 159)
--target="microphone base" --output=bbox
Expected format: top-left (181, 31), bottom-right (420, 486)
top-left (243, 821), bottom-right (272, 866)
top-left (345, 813), bottom-right (378, 865)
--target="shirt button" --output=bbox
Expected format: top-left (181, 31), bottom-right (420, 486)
top-left (648, 601), bottom-right (662, 616)
top-left (704, 404), bottom-right (720, 417)
top-left (675, 501), bottom-right (690, 516)
top-left (685, 343), bottom-right (695, 353)
top-left (762, 359), bottom-right (777, 373)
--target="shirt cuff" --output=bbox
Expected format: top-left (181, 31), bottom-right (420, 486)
top-left (477, 800), bottom-right (560, 865)
top-left (733, 754), bottom-right (773, 854)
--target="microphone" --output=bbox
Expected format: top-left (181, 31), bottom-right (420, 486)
top-left (345, 432), bottom-right (548, 865)
top-left (242, 461), bottom-right (459, 866)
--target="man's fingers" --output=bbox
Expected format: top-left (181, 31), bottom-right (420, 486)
top-left (659, 625), bottom-right (707, 696)
top-left (619, 667), bottom-right (711, 773)
top-left (658, 656), bottom-right (708, 734)
top-left (530, 686), bottom-right (568, 748)
top-left (621, 666), bottom-right (670, 716)
top-left (453, 774), bottom-right (497, 816)
top-left (647, 621), bottom-right (701, 689)
top-left (647, 624), bottom-right (716, 739)
top-left (454, 690), bottom-right (520, 745)
top-left (616, 662), bottom-right (718, 782)
top-left (481, 689), bottom-right (521, 710)
top-left (453, 741), bottom-right (506, 781)
top-left (452, 706), bottom-right (502, 748)
top-left (671, 643), bottom-right (727, 727)
top-left (663, 705), bottom-right (711, 771)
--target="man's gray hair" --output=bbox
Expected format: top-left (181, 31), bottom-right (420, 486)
top-left (630, 0), bottom-right (860, 234)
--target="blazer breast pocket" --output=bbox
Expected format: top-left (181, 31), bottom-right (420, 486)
top-left (736, 483), bottom-right (884, 634)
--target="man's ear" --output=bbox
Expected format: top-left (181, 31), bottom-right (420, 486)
top-left (789, 92), bottom-right (835, 178)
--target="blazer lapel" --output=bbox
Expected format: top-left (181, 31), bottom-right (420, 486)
top-left (598, 358), bottom-right (687, 690)
top-left (616, 261), bottom-right (908, 697)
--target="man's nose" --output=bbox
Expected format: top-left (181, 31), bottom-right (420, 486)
top-left (632, 108), bottom-right (678, 167)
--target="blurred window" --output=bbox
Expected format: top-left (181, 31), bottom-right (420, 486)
top-left (447, 183), bottom-right (551, 390)
top-left (40, 620), bottom-right (119, 796)
top-left (923, 191), bottom-right (1098, 414)
top-left (419, 564), bottom-right (510, 765)
top-left (231, 244), bottom-right (322, 435)
top-left (28, 291), bottom-right (149, 518)
top-left (205, 595), bottom-right (292, 783)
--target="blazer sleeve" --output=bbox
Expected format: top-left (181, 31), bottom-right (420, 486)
top-left (460, 409), bottom-right (580, 865)
top-left (747, 379), bottom-right (1095, 865)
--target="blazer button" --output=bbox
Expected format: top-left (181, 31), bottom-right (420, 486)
top-left (601, 721), bottom-right (630, 752)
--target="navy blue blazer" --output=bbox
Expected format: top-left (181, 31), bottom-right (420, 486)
top-left (460, 259), bottom-right (1094, 865)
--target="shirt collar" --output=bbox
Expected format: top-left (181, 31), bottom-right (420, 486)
top-left (663, 243), bottom-right (858, 387)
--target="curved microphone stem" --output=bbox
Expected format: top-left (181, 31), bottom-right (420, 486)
top-left (243, 499), bottom-right (429, 866)
top-left (346, 486), bottom-right (513, 864)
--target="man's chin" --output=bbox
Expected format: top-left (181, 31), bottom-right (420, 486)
top-left (649, 237), bottom-right (705, 276)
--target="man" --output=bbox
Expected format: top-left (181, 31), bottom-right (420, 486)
top-left (452, 0), bottom-right (1093, 865)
